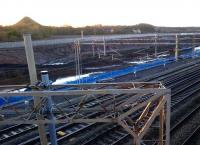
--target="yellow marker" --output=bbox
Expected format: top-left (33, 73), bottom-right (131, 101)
top-left (57, 131), bottom-right (66, 136)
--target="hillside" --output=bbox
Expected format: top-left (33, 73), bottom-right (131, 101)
top-left (0, 17), bottom-right (156, 42)
top-left (0, 17), bottom-right (47, 41)
top-left (1, 17), bottom-right (200, 42)
top-left (14, 17), bottom-right (41, 27)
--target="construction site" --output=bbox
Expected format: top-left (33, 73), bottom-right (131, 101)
top-left (1, 32), bottom-right (200, 145)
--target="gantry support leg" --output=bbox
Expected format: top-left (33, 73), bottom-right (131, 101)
top-left (159, 106), bottom-right (164, 145)
top-left (117, 94), bottom-right (169, 145)
top-left (134, 138), bottom-right (140, 145)
top-left (118, 120), bottom-right (139, 145)
top-left (166, 94), bottom-right (171, 145)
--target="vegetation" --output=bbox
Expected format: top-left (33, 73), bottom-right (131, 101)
top-left (1, 17), bottom-right (200, 42)
top-left (0, 17), bottom-right (156, 42)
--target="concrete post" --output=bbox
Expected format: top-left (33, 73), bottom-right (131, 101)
top-left (98, 52), bottom-right (101, 58)
top-left (154, 34), bottom-right (158, 57)
top-left (175, 34), bottom-right (179, 61)
top-left (192, 35), bottom-right (195, 58)
top-left (23, 34), bottom-right (48, 145)
top-left (81, 30), bottom-right (84, 39)
top-left (134, 70), bottom-right (137, 77)
top-left (24, 100), bottom-right (30, 112)
top-left (103, 36), bottom-right (106, 56)
top-left (41, 71), bottom-right (58, 145)
top-left (23, 34), bottom-right (37, 84)
top-left (92, 42), bottom-right (95, 57)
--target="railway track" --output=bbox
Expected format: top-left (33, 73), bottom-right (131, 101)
top-left (73, 68), bottom-right (200, 145)
top-left (18, 93), bottom-right (152, 145)
top-left (181, 124), bottom-right (200, 145)
top-left (104, 63), bottom-right (200, 145)
top-left (1, 59), bottom-right (200, 145)
top-left (2, 93), bottom-right (137, 145)
top-left (0, 94), bottom-right (121, 144)
top-left (50, 61), bottom-right (200, 144)
top-left (170, 93), bottom-right (200, 145)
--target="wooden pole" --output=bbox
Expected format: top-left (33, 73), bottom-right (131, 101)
top-left (23, 34), bottom-right (48, 145)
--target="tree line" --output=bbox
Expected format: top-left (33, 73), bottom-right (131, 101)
top-left (0, 23), bottom-right (155, 42)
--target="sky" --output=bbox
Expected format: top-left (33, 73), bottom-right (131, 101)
top-left (0, 0), bottom-right (199, 27)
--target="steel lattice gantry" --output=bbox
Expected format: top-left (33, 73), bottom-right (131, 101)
top-left (0, 82), bottom-right (170, 145)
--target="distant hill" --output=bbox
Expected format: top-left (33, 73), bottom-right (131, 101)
top-left (0, 17), bottom-right (156, 42)
top-left (11, 16), bottom-right (44, 34)
top-left (1, 17), bottom-right (49, 41)
top-left (1, 16), bottom-right (200, 42)
top-left (14, 17), bottom-right (41, 27)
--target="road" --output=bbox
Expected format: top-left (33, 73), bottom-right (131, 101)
top-left (1, 33), bottom-right (200, 49)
